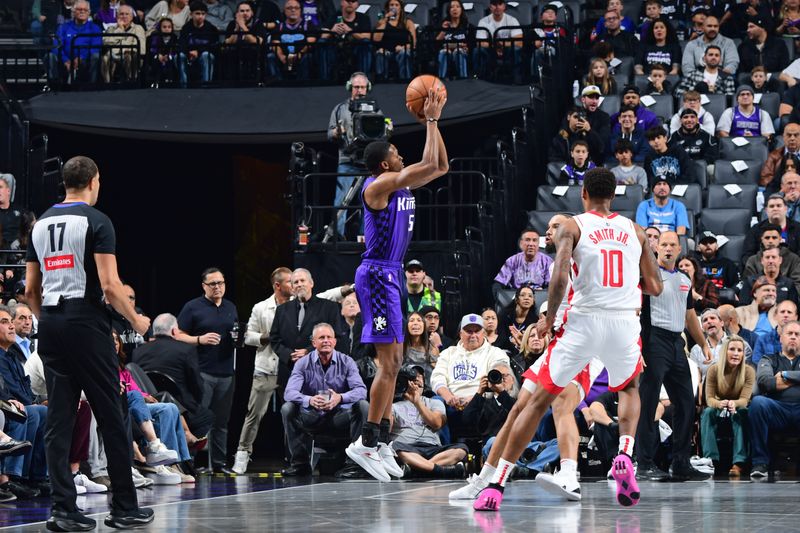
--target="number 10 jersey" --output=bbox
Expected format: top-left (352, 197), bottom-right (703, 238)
top-left (570, 211), bottom-right (642, 312)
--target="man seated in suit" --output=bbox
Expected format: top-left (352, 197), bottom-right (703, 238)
top-left (280, 322), bottom-right (368, 476)
top-left (270, 268), bottom-right (349, 387)
top-left (132, 313), bottom-right (214, 441)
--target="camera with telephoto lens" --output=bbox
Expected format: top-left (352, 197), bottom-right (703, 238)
top-left (394, 365), bottom-right (420, 401)
top-left (487, 369), bottom-right (503, 385)
top-left (718, 408), bottom-right (731, 419)
top-left (346, 98), bottom-right (392, 163)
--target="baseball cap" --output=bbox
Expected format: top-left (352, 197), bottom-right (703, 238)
top-left (419, 305), bottom-right (440, 317)
top-left (680, 108), bottom-right (698, 118)
top-left (539, 301), bottom-right (548, 315)
top-left (748, 16), bottom-right (766, 29)
top-left (405, 259), bottom-right (424, 271)
top-left (459, 313), bottom-right (484, 330)
top-left (699, 231), bottom-right (717, 243)
top-left (622, 85), bottom-right (640, 96)
top-left (581, 85), bottom-right (601, 97)
top-left (541, 3), bottom-right (559, 14)
top-left (736, 84), bottom-right (754, 98)
top-left (751, 275), bottom-right (776, 295)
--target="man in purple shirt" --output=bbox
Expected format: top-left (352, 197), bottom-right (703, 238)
top-left (493, 228), bottom-right (553, 296)
top-left (280, 322), bottom-right (368, 476)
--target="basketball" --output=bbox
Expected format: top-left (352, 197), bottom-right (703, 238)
top-left (405, 75), bottom-right (447, 120)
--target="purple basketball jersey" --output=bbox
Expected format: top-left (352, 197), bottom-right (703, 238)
top-left (361, 176), bottom-right (415, 264)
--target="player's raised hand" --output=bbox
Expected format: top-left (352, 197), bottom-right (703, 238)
top-left (535, 315), bottom-right (551, 340)
top-left (423, 87), bottom-right (446, 121)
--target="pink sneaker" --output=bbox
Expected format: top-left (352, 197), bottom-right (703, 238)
top-left (611, 454), bottom-right (640, 507)
top-left (473, 487), bottom-right (504, 512)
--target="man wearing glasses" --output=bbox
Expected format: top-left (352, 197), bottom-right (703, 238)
top-left (48, 0), bottom-right (102, 85)
top-left (177, 267), bottom-right (239, 474)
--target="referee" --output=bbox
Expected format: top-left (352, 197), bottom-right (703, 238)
top-left (636, 230), bottom-right (711, 482)
top-left (26, 156), bottom-right (154, 531)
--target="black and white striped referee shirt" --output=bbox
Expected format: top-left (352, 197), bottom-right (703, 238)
top-left (26, 202), bottom-right (115, 303)
top-left (642, 267), bottom-right (692, 334)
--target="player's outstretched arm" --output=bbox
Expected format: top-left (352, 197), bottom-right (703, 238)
top-left (636, 225), bottom-right (663, 296)
top-left (543, 221), bottom-right (578, 331)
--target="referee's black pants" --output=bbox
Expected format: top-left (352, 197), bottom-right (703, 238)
top-left (636, 326), bottom-right (695, 465)
top-left (39, 300), bottom-right (138, 514)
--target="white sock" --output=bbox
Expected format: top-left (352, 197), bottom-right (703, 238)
top-left (147, 439), bottom-right (162, 451)
top-left (559, 459), bottom-right (578, 475)
top-left (488, 458), bottom-right (515, 487)
top-left (618, 435), bottom-right (635, 456)
top-left (478, 463), bottom-right (496, 482)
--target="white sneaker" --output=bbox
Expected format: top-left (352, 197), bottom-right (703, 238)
top-left (143, 465), bottom-right (181, 485)
top-left (448, 474), bottom-right (488, 500)
top-left (73, 473), bottom-right (107, 493)
top-left (146, 439), bottom-right (179, 466)
top-left (345, 437), bottom-right (390, 482)
top-left (378, 443), bottom-right (404, 478)
top-left (535, 470), bottom-right (582, 501)
top-left (131, 467), bottom-right (153, 488)
top-left (167, 465), bottom-right (195, 483)
top-left (73, 482), bottom-right (87, 495)
top-left (232, 450), bottom-right (249, 475)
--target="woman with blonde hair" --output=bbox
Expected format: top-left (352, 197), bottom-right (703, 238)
top-left (582, 57), bottom-right (616, 96)
top-left (700, 335), bottom-right (755, 477)
top-left (517, 323), bottom-right (548, 368)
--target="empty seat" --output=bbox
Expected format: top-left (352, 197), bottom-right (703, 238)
top-left (713, 160), bottom-right (761, 185)
top-left (610, 184), bottom-right (644, 212)
top-left (756, 92), bottom-right (780, 122)
top-left (692, 159), bottom-right (708, 188)
top-left (702, 94), bottom-right (728, 123)
top-left (547, 161), bottom-right (566, 185)
top-left (495, 288), bottom-right (516, 315)
top-left (526, 210), bottom-right (562, 235)
top-left (718, 137), bottom-right (769, 162)
top-left (685, 208), bottom-right (696, 238)
top-left (599, 95), bottom-right (621, 116)
top-left (536, 185), bottom-right (583, 212)
top-left (699, 208), bottom-right (752, 235)
top-left (504, 3), bottom-right (533, 25)
top-left (669, 183), bottom-right (702, 213)
top-left (616, 210), bottom-right (634, 220)
top-left (640, 94), bottom-right (674, 123)
top-left (706, 183), bottom-right (758, 212)
top-left (716, 234), bottom-right (746, 266)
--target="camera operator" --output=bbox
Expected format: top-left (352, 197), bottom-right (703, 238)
top-left (461, 363), bottom-right (518, 438)
top-left (390, 365), bottom-right (468, 478)
top-left (327, 72), bottom-right (390, 239)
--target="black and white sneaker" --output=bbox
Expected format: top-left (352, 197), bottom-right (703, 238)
top-left (46, 509), bottom-right (96, 532)
top-left (104, 507), bottom-right (154, 529)
top-left (535, 470), bottom-right (582, 501)
top-left (750, 464), bottom-right (768, 478)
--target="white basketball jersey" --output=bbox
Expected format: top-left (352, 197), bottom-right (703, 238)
top-left (570, 211), bottom-right (642, 311)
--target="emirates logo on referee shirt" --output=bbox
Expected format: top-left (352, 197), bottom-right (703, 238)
top-left (45, 255), bottom-right (75, 270)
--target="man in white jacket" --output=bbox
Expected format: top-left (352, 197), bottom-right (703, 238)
top-left (431, 314), bottom-right (510, 438)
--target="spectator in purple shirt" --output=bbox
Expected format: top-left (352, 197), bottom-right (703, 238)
top-left (492, 228), bottom-right (553, 297)
top-left (280, 322), bottom-right (368, 476)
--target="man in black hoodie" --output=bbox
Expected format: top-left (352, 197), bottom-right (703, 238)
top-left (643, 126), bottom-right (694, 187)
top-left (177, 2), bottom-right (219, 87)
top-left (668, 108), bottom-right (718, 164)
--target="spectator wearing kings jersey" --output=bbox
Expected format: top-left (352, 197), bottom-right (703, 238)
top-left (717, 85), bottom-right (775, 140)
top-left (492, 228), bottom-right (552, 297)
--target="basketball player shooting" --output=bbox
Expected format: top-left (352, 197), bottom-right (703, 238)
top-left (346, 88), bottom-right (448, 481)
top-left (473, 168), bottom-right (663, 511)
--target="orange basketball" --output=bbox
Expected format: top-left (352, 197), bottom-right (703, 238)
top-left (405, 75), bottom-right (447, 120)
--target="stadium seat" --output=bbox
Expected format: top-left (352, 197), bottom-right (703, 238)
top-left (526, 210), bottom-right (562, 235)
top-left (716, 234), bottom-right (746, 266)
top-left (610, 184), bottom-right (644, 212)
top-left (547, 161), bottom-right (566, 185)
top-left (670, 183), bottom-right (702, 213)
top-left (691, 159), bottom-right (708, 188)
top-left (614, 72), bottom-right (630, 89)
top-left (718, 137), bottom-right (769, 162)
top-left (706, 183), bottom-right (758, 212)
top-left (534, 288), bottom-right (548, 313)
top-left (756, 92), bottom-right (780, 122)
top-left (698, 208), bottom-right (752, 235)
top-left (701, 94), bottom-right (728, 123)
top-left (640, 94), bottom-right (674, 124)
top-left (713, 160), bottom-right (761, 185)
top-left (614, 56), bottom-right (634, 79)
top-left (504, 2), bottom-right (533, 25)
top-left (616, 210), bottom-right (634, 220)
top-left (599, 95), bottom-right (621, 116)
top-left (536, 185), bottom-right (583, 212)
top-left (495, 288), bottom-right (516, 315)
top-left (685, 208), bottom-right (696, 238)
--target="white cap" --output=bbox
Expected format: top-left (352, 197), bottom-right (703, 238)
top-left (459, 314), bottom-right (484, 330)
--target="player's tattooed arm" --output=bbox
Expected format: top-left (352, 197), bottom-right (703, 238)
top-left (635, 224), bottom-right (663, 296)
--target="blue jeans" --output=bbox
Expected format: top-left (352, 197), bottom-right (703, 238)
top-left (148, 402), bottom-right (190, 461)
top-left (267, 52), bottom-right (311, 80)
top-left (472, 46), bottom-right (521, 80)
top-left (127, 390), bottom-right (151, 425)
top-left (2, 404), bottom-right (47, 479)
top-left (438, 49), bottom-right (467, 79)
top-left (375, 49), bottom-right (411, 80)
top-left (482, 437), bottom-right (560, 471)
top-left (178, 51), bottom-right (215, 87)
top-left (334, 162), bottom-right (366, 237)
top-left (748, 395), bottom-right (800, 465)
top-left (318, 39), bottom-right (372, 80)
